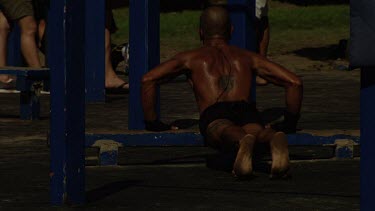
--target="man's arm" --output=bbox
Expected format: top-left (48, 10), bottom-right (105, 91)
top-left (142, 55), bottom-right (187, 124)
top-left (253, 55), bottom-right (303, 114)
top-left (252, 54), bottom-right (303, 133)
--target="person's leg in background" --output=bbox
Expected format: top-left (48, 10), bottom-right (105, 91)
top-left (0, 11), bottom-right (11, 83)
top-left (18, 15), bottom-right (41, 67)
top-left (32, 0), bottom-right (47, 50)
top-left (37, 19), bottom-right (45, 48)
top-left (104, 7), bottom-right (128, 90)
top-left (105, 28), bottom-right (128, 89)
top-left (0, 0), bottom-right (41, 68)
top-left (255, 0), bottom-right (269, 86)
top-left (257, 16), bottom-right (270, 58)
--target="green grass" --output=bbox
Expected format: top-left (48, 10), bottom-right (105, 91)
top-left (269, 4), bottom-right (349, 53)
top-left (111, 3), bottom-right (349, 57)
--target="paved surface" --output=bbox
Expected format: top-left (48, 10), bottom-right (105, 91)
top-left (0, 69), bottom-right (360, 210)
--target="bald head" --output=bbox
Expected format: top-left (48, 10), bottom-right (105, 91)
top-left (200, 6), bottom-right (232, 40)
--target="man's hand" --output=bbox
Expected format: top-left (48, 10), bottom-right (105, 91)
top-left (270, 111), bottom-right (300, 134)
top-left (145, 120), bottom-right (178, 132)
top-left (142, 54), bottom-right (189, 126)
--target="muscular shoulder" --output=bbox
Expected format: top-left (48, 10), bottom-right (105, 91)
top-left (171, 45), bottom-right (259, 69)
top-left (172, 47), bottom-right (213, 66)
top-left (236, 47), bottom-right (263, 67)
top-left (173, 47), bottom-right (210, 60)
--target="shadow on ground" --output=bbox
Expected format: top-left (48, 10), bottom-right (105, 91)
top-left (293, 42), bottom-right (347, 61)
top-left (275, 0), bottom-right (348, 6)
top-left (86, 180), bottom-right (142, 203)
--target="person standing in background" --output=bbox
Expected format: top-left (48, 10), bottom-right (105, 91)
top-left (0, 0), bottom-right (41, 85)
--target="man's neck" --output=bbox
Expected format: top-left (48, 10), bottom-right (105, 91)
top-left (203, 36), bottom-right (228, 47)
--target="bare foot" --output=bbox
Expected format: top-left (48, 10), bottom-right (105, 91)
top-left (270, 132), bottom-right (290, 179)
top-left (233, 134), bottom-right (255, 177)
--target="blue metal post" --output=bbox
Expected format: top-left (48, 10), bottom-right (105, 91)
top-left (129, 0), bottom-right (160, 129)
top-left (7, 25), bottom-right (23, 66)
top-left (85, 0), bottom-right (106, 102)
top-left (361, 67), bottom-right (375, 211)
top-left (227, 0), bottom-right (256, 101)
top-left (49, 0), bottom-right (86, 205)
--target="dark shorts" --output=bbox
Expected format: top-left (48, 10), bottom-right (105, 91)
top-left (199, 101), bottom-right (264, 138)
top-left (0, 0), bottom-right (34, 21)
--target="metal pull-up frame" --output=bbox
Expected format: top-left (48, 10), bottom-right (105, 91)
top-left (48, 0), bottom-right (255, 205)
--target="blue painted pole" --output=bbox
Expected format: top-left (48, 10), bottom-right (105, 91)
top-left (7, 25), bottom-right (23, 66)
top-left (129, 0), bottom-right (160, 130)
top-left (227, 0), bottom-right (256, 101)
top-left (49, 0), bottom-right (86, 205)
top-left (360, 67), bottom-right (375, 211)
top-left (85, 0), bottom-right (106, 102)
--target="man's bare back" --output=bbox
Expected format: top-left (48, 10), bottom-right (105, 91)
top-left (141, 6), bottom-right (303, 178)
top-left (171, 43), bottom-right (255, 113)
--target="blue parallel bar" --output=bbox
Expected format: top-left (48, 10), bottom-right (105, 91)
top-left (360, 67), bottom-right (375, 211)
top-left (85, 0), bottom-right (106, 102)
top-left (49, 0), bottom-right (86, 205)
top-left (227, 0), bottom-right (256, 101)
top-left (85, 132), bottom-right (360, 147)
top-left (7, 25), bottom-right (23, 66)
top-left (0, 68), bottom-right (49, 78)
top-left (129, 0), bottom-right (160, 130)
top-left (99, 150), bottom-right (119, 166)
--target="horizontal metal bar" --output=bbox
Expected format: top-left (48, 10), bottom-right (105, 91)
top-left (0, 68), bottom-right (50, 78)
top-left (85, 132), bottom-right (360, 147)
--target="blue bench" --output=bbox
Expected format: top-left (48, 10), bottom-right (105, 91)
top-left (0, 67), bottom-right (49, 120)
top-left (84, 130), bottom-right (360, 166)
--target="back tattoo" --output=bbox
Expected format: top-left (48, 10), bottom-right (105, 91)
top-left (218, 75), bottom-right (235, 92)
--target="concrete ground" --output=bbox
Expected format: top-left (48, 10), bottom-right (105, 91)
top-left (0, 69), bottom-right (360, 210)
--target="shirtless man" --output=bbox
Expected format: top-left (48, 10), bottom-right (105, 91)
top-left (141, 6), bottom-right (303, 178)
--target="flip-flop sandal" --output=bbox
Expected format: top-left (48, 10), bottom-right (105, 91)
top-left (0, 79), bottom-right (19, 93)
top-left (105, 82), bottom-right (129, 95)
top-left (0, 89), bottom-right (20, 94)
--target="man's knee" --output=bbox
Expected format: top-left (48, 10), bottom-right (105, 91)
top-left (19, 16), bottom-right (37, 35)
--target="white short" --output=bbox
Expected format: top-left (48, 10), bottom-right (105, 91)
top-left (256, 0), bottom-right (269, 19)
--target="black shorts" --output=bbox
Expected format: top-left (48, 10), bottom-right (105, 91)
top-left (199, 101), bottom-right (263, 138)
